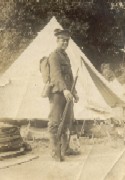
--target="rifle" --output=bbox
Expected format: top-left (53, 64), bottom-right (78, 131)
top-left (57, 68), bottom-right (79, 161)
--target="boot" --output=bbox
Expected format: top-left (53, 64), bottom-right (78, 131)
top-left (61, 133), bottom-right (80, 156)
top-left (49, 133), bottom-right (64, 161)
top-left (61, 133), bottom-right (69, 156)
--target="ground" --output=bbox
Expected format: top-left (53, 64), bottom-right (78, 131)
top-left (0, 127), bottom-right (125, 180)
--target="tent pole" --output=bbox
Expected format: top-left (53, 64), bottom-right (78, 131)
top-left (80, 120), bottom-right (85, 136)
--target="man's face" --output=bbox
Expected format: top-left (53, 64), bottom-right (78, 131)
top-left (57, 37), bottom-right (70, 50)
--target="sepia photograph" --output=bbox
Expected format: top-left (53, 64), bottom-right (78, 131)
top-left (0, 0), bottom-right (125, 180)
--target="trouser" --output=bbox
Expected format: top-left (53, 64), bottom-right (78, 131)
top-left (48, 92), bottom-right (74, 156)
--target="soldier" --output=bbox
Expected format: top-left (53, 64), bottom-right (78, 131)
top-left (48, 29), bottom-right (79, 161)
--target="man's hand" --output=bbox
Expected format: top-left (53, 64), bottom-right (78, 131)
top-left (74, 94), bottom-right (79, 103)
top-left (63, 90), bottom-right (73, 101)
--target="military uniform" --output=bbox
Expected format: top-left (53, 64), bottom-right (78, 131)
top-left (48, 48), bottom-right (75, 158)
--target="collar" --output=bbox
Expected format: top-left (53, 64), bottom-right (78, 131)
top-left (56, 48), bottom-right (66, 52)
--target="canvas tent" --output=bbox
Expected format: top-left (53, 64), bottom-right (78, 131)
top-left (0, 17), bottom-right (124, 121)
top-left (109, 78), bottom-right (125, 99)
top-left (108, 79), bottom-right (125, 120)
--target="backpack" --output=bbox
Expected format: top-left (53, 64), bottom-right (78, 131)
top-left (39, 56), bottom-right (52, 97)
top-left (39, 56), bottom-right (50, 83)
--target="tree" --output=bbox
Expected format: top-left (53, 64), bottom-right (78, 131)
top-left (0, 0), bottom-right (125, 81)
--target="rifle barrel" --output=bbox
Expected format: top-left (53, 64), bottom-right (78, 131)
top-left (57, 68), bottom-right (79, 138)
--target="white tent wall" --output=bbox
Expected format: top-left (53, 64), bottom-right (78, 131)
top-left (0, 17), bottom-right (124, 120)
top-left (109, 79), bottom-right (125, 99)
top-left (111, 106), bottom-right (125, 122)
top-left (109, 79), bottom-right (125, 121)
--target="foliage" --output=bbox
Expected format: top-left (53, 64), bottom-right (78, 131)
top-left (0, 0), bottom-right (125, 82)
